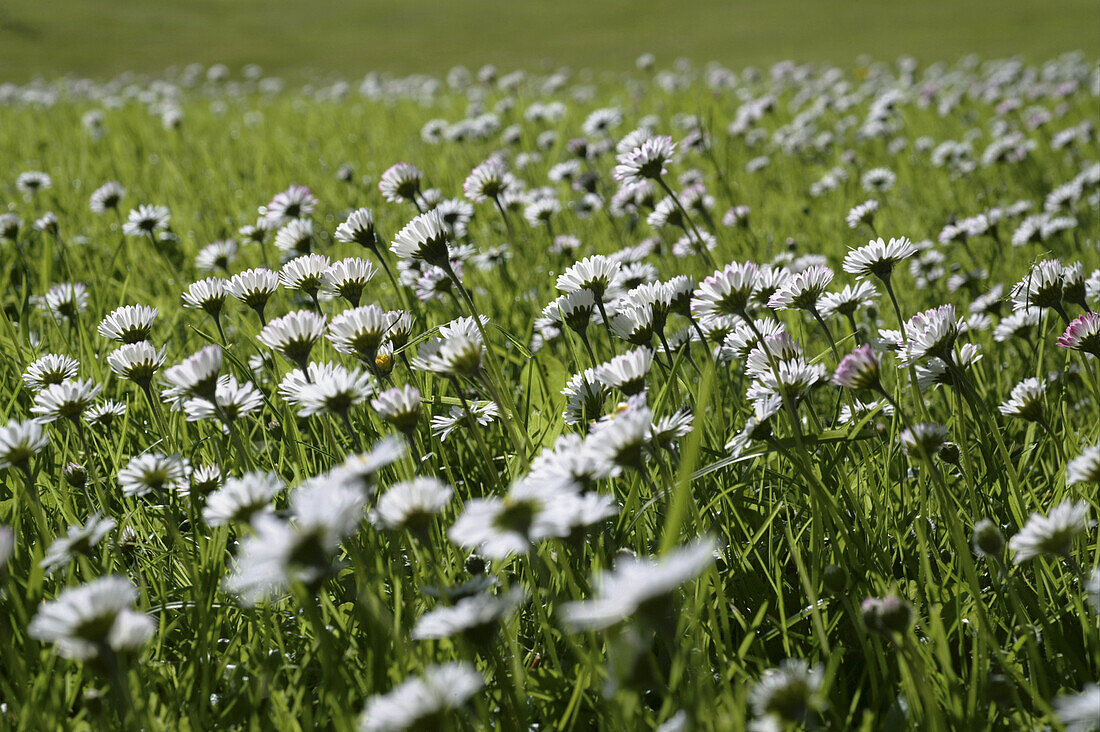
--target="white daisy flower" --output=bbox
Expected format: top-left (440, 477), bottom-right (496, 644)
top-left (560, 538), bottom-right (717, 630)
top-left (28, 576), bottom-right (153, 660)
top-left (358, 663), bottom-right (482, 731)
top-left (1009, 500), bottom-right (1093, 563)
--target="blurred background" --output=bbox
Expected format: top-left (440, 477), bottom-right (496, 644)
top-left (1, 0), bottom-right (1097, 81)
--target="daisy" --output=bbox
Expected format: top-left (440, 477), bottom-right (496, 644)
top-left (595, 348), bottom-right (653, 396)
top-left (560, 539), bottom-right (716, 630)
top-left (562, 369), bottom-right (607, 426)
top-left (31, 379), bottom-right (102, 424)
top-left (89, 181), bottom-right (126, 214)
top-left (1053, 685), bottom-right (1100, 732)
top-left (378, 162), bottom-right (423, 205)
top-left (998, 377), bottom-right (1047, 422)
top-left (84, 401), bottom-right (127, 429)
top-left (843, 237), bottom-right (917, 280)
top-left (371, 385), bottom-right (421, 434)
top-left (430, 401), bottom-right (500, 442)
top-left (993, 309), bottom-right (1040, 343)
top-left (28, 576), bottom-right (154, 660)
top-left (1057, 313), bottom-right (1100, 357)
top-left (40, 513), bottom-right (116, 575)
top-left (557, 256), bottom-right (622, 302)
top-left (161, 345), bottom-right (223, 405)
top-left (224, 482), bottom-right (365, 604)
top-left (190, 464), bottom-right (224, 496)
top-left (411, 321), bottom-right (484, 377)
top-left (227, 268), bottom-right (280, 324)
top-left (334, 208), bottom-right (379, 251)
top-left (40, 282), bottom-right (89, 322)
top-left (195, 239), bottom-right (239, 272)
top-left (359, 663), bottom-right (482, 732)
top-left (586, 405), bottom-right (654, 473)
top-left (898, 305), bottom-right (963, 367)
top-left (860, 595), bottom-right (914, 635)
top-left (0, 212), bottom-right (21, 241)
top-left (1066, 442), bottom-right (1100, 485)
top-left (117, 453), bottom-right (192, 498)
top-left (614, 135), bottom-right (676, 185)
top-left (463, 158), bottom-right (511, 203)
top-left (846, 199), bottom-right (879, 230)
top-left (523, 197), bottom-right (561, 229)
top-left (0, 419), bottom-right (49, 471)
top-left (97, 304), bottom-right (158, 344)
top-left (323, 258), bottom-right (376, 306)
top-left (372, 477), bottom-right (453, 534)
top-left (288, 364), bottom-right (374, 419)
top-left (107, 341), bottom-right (166, 388)
top-left (273, 219), bottom-right (314, 258)
top-left (691, 262), bottom-right (759, 320)
top-left (1010, 259), bottom-right (1065, 313)
top-left (16, 170), bottom-right (52, 196)
top-left (122, 204), bottom-right (170, 238)
top-left (328, 305), bottom-right (389, 363)
top-left (260, 184), bottom-right (317, 225)
top-left (1009, 500), bottom-right (1092, 563)
top-left (391, 209), bottom-right (451, 268)
top-left (181, 277), bottom-right (229, 318)
top-left (900, 422), bottom-right (949, 459)
top-left (280, 253), bottom-right (330, 302)
top-left (608, 306), bottom-right (654, 347)
top-left (202, 472), bottom-right (283, 526)
top-left (750, 660), bottom-right (823, 728)
top-left (330, 436), bottom-right (408, 495)
top-left (448, 479), bottom-right (580, 559)
top-left (767, 265), bottom-right (833, 311)
top-left (831, 345), bottom-right (881, 391)
top-left (183, 375), bottom-right (264, 426)
top-left (411, 588), bottom-right (524, 644)
top-left (22, 354), bottom-right (80, 392)
top-left (860, 167), bottom-right (896, 192)
top-left (819, 281), bottom-right (878, 319)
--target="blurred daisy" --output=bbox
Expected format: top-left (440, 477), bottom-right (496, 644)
top-left (1009, 500), bottom-right (1092, 563)
top-left (28, 576), bottom-right (154, 660)
top-left (372, 477), bottom-right (453, 533)
top-left (40, 513), bottom-right (116, 574)
top-left (122, 204), bottom-right (170, 238)
top-left (1066, 442), bottom-right (1100, 485)
top-left (560, 539), bottom-right (716, 630)
top-left (0, 419), bottom-right (49, 471)
top-left (359, 663), bottom-right (482, 731)
top-left (203, 471), bottom-right (283, 526)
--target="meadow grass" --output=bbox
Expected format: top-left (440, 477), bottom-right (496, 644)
top-left (0, 55), bottom-right (1097, 731)
top-left (1, 0), bottom-right (1099, 81)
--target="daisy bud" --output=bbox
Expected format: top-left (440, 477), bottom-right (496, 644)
top-left (938, 441), bottom-right (961, 465)
top-left (63, 462), bottom-right (87, 489)
top-left (861, 595), bottom-right (913, 636)
top-left (822, 564), bottom-right (849, 595)
top-left (375, 347), bottom-right (395, 377)
top-left (832, 345), bottom-right (881, 391)
top-left (972, 519), bottom-right (1005, 557)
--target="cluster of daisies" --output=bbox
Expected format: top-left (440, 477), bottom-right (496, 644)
top-left (0, 51), bottom-right (1098, 730)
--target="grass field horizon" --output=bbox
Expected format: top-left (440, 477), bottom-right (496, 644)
top-left (1, 0), bottom-right (1098, 82)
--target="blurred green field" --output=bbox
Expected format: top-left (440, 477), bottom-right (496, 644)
top-left (1, 0), bottom-right (1097, 81)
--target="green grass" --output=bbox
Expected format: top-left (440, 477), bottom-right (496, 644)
top-left (0, 0), bottom-right (1098, 81)
top-left (0, 54), bottom-right (1098, 730)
